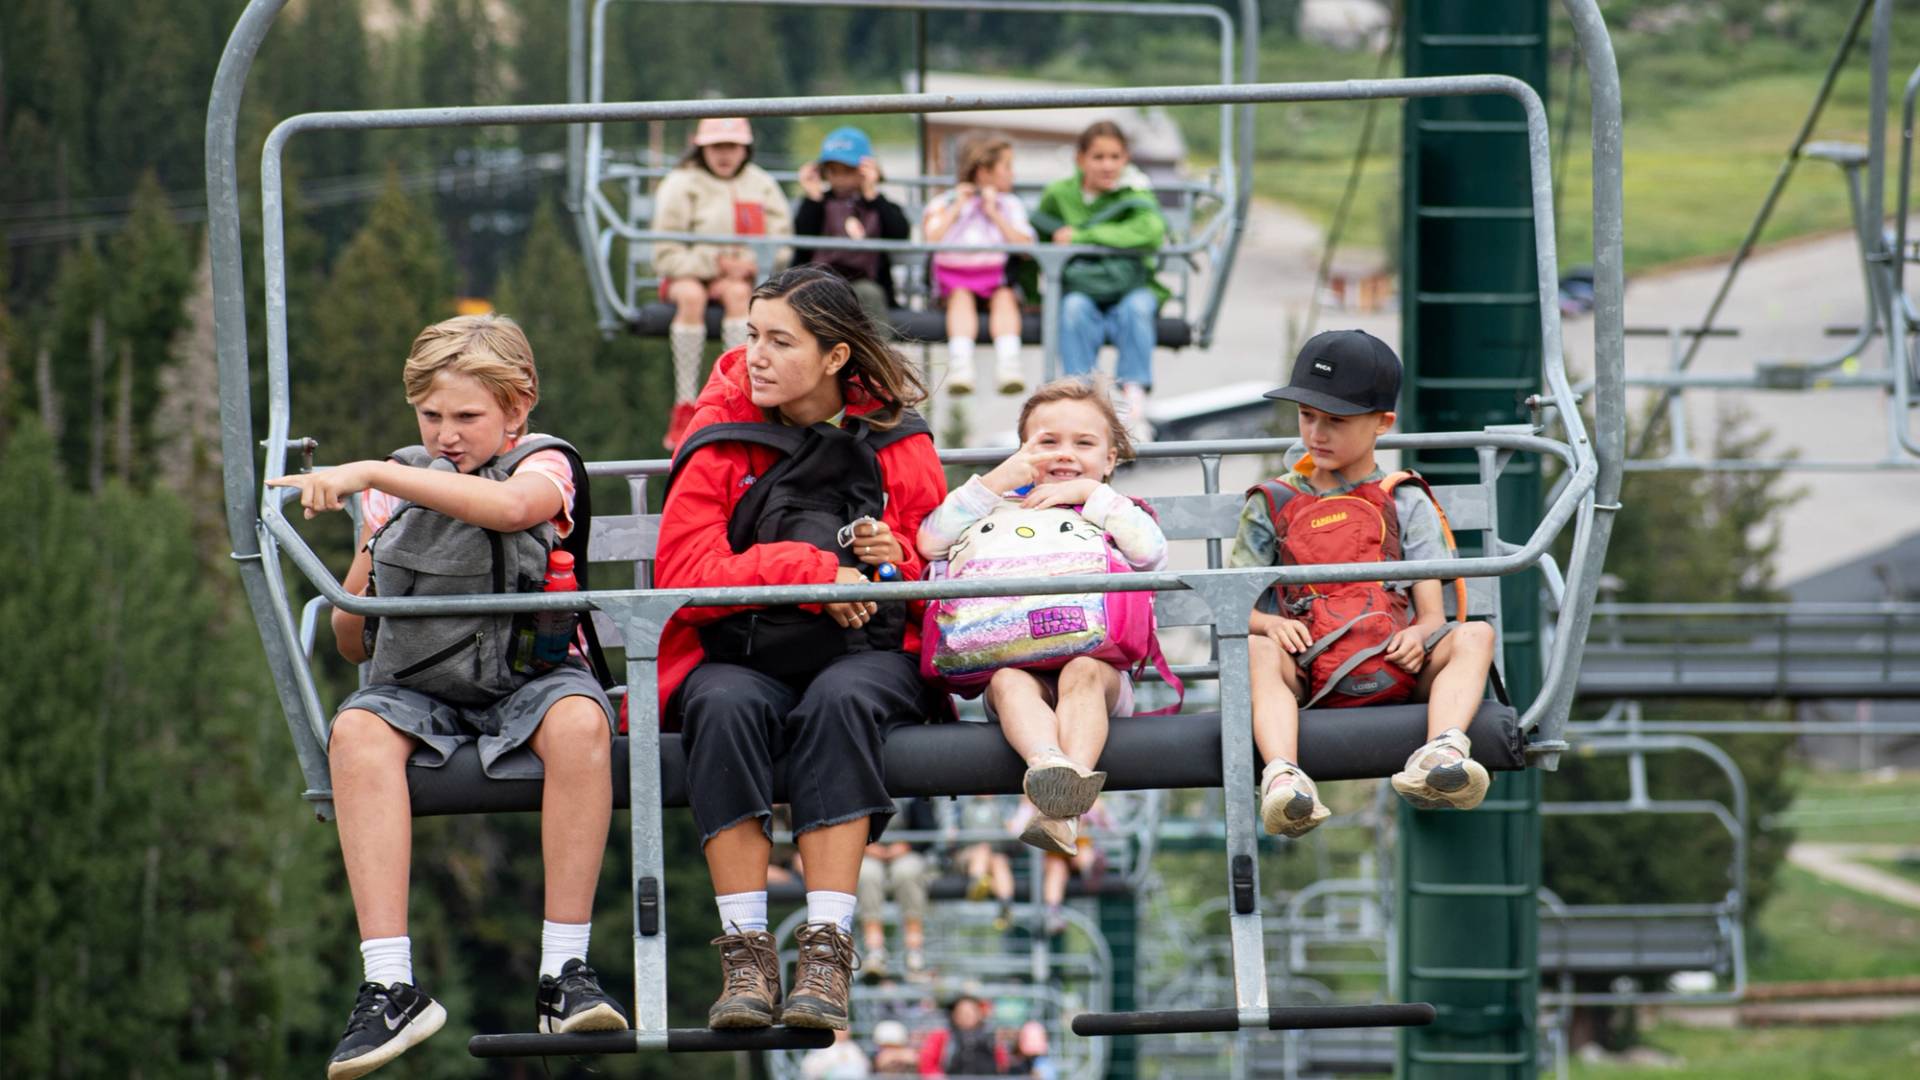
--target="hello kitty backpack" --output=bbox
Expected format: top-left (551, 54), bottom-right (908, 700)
top-left (920, 502), bottom-right (1180, 705)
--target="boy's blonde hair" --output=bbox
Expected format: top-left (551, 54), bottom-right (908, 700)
top-left (1016, 378), bottom-right (1136, 468)
top-left (401, 314), bottom-right (539, 433)
top-left (956, 133), bottom-right (1012, 186)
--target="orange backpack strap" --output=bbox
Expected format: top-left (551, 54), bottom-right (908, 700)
top-left (1381, 470), bottom-right (1468, 623)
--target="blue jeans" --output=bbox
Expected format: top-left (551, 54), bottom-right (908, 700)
top-left (1059, 286), bottom-right (1159, 389)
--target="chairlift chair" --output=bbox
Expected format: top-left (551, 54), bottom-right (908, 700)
top-left (206, 0), bottom-right (1625, 1059)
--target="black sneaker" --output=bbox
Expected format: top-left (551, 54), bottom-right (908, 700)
top-left (537, 958), bottom-right (632, 1034)
top-left (326, 981), bottom-right (446, 1080)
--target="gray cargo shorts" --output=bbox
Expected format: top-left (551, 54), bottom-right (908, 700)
top-left (332, 662), bottom-right (615, 781)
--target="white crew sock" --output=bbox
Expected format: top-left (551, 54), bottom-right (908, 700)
top-left (716, 890), bottom-right (769, 935)
top-left (993, 334), bottom-right (1022, 367)
top-left (669, 322), bottom-right (706, 404)
top-left (361, 935), bottom-right (413, 988)
top-left (947, 337), bottom-right (976, 368)
top-left (539, 919), bottom-right (592, 979)
top-left (806, 890), bottom-right (859, 935)
top-left (721, 317), bottom-right (750, 351)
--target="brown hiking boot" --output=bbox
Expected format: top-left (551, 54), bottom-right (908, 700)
top-left (780, 923), bottom-right (859, 1030)
top-left (706, 928), bottom-right (782, 1029)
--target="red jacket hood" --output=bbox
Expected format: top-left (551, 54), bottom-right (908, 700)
top-left (693, 345), bottom-right (899, 426)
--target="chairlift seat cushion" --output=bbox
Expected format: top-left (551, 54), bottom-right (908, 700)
top-left (627, 302), bottom-right (1193, 350)
top-left (403, 700), bottom-right (1522, 816)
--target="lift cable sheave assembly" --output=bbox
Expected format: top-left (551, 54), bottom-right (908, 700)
top-left (206, 0), bottom-right (1624, 1055)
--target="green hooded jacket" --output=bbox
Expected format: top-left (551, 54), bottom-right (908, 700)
top-left (1029, 167), bottom-right (1170, 304)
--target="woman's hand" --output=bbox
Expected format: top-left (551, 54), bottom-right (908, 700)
top-left (1051, 226), bottom-right (1074, 245)
top-left (1022, 478), bottom-right (1100, 509)
top-left (1383, 626), bottom-right (1428, 673)
top-left (850, 518), bottom-right (902, 566)
top-left (824, 565), bottom-right (879, 629)
top-left (267, 461), bottom-right (383, 519)
top-left (797, 161), bottom-right (825, 201)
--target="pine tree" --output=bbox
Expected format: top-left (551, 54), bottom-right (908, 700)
top-left (44, 241), bottom-right (105, 484)
top-left (305, 173), bottom-right (453, 466)
top-left (494, 200), bottom-right (615, 454)
top-left (105, 170), bottom-right (194, 484)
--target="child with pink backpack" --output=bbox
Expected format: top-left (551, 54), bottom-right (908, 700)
top-left (916, 380), bottom-right (1170, 856)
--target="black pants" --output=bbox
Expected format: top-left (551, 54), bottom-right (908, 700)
top-left (676, 649), bottom-right (928, 845)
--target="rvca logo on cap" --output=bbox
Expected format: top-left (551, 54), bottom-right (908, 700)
top-left (1311, 360), bottom-right (1336, 376)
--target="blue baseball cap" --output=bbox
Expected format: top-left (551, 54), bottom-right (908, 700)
top-left (818, 126), bottom-right (873, 167)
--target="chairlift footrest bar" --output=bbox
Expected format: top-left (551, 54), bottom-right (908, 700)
top-left (467, 1027), bottom-right (835, 1057)
top-left (1071, 1003), bottom-right (1436, 1037)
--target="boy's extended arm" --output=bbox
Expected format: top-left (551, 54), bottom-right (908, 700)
top-left (319, 460), bottom-right (563, 533)
top-left (1408, 578), bottom-right (1447, 630)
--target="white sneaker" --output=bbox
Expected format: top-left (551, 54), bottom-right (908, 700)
top-left (1259, 760), bottom-right (1330, 838)
top-left (948, 352), bottom-right (976, 395)
top-left (995, 352), bottom-right (1026, 395)
top-left (1022, 750), bottom-right (1107, 819)
top-left (1391, 728), bottom-right (1490, 810)
top-left (1122, 383), bottom-right (1153, 444)
top-left (1019, 812), bottom-right (1078, 856)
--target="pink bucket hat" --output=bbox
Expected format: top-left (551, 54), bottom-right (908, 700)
top-left (693, 117), bottom-right (754, 146)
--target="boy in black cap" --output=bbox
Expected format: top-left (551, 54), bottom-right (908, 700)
top-left (1230, 330), bottom-right (1498, 837)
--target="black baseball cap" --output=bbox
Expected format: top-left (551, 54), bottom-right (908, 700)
top-left (1264, 329), bottom-right (1403, 416)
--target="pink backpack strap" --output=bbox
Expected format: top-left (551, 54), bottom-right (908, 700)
top-left (1131, 634), bottom-right (1186, 716)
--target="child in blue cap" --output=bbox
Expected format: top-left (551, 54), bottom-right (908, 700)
top-left (795, 126), bottom-right (912, 324)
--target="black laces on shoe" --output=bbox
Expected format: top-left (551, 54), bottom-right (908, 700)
top-left (555, 961), bottom-right (609, 998)
top-left (341, 982), bottom-right (393, 1037)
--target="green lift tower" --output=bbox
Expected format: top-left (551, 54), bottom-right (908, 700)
top-left (1397, 1), bottom-right (1548, 1076)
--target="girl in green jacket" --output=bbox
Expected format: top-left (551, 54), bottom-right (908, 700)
top-left (1031, 121), bottom-right (1168, 441)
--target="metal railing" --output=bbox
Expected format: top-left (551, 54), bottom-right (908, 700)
top-left (1578, 601), bottom-right (1920, 698)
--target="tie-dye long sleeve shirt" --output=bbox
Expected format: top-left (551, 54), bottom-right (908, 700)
top-left (916, 475), bottom-right (1169, 572)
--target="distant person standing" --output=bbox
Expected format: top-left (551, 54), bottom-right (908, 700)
top-left (1032, 121), bottom-right (1167, 441)
top-left (795, 126), bottom-right (912, 325)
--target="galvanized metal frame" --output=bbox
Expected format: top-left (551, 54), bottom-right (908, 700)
top-left (208, 0), bottom-right (1624, 1049)
top-left (571, 0), bottom-right (1259, 356)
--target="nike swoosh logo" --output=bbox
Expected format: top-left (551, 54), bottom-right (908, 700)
top-left (384, 1008), bottom-right (409, 1031)
top-left (551, 993), bottom-right (567, 1013)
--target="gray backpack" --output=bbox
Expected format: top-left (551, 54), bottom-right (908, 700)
top-left (362, 436), bottom-right (608, 706)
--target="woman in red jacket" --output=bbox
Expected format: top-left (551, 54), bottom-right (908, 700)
top-left (655, 266), bottom-right (947, 1034)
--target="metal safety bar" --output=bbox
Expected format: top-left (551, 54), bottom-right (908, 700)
top-left (208, 0), bottom-right (1624, 1052)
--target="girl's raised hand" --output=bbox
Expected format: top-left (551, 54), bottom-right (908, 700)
top-left (857, 157), bottom-right (881, 199)
top-left (797, 161), bottom-right (824, 201)
top-left (1022, 478), bottom-right (1100, 509)
top-left (981, 444), bottom-right (1050, 495)
top-left (266, 462), bottom-right (382, 519)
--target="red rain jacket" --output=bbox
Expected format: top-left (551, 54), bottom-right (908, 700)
top-left (651, 346), bottom-right (946, 722)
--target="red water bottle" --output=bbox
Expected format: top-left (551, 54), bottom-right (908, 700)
top-left (532, 550), bottom-right (579, 668)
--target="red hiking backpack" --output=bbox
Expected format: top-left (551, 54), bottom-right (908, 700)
top-left (1249, 468), bottom-right (1466, 709)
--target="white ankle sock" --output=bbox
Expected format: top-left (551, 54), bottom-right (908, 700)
top-left (540, 919), bottom-right (592, 979)
top-left (361, 935), bottom-right (413, 988)
top-left (669, 323), bottom-right (706, 403)
top-left (948, 337), bottom-right (976, 367)
top-left (721, 317), bottom-right (750, 351)
top-left (993, 334), bottom-right (1022, 366)
top-left (806, 890), bottom-right (859, 934)
top-left (716, 890), bottom-right (769, 935)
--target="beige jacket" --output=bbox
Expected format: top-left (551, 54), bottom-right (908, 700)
top-left (651, 162), bottom-right (793, 281)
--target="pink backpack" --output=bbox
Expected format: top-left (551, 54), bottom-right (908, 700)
top-left (920, 503), bottom-right (1181, 708)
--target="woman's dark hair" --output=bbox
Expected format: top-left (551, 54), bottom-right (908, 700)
top-left (678, 142), bottom-right (756, 175)
top-left (1076, 120), bottom-right (1130, 154)
top-left (750, 266), bottom-right (928, 428)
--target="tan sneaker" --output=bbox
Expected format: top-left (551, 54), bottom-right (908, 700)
top-left (1391, 728), bottom-right (1491, 810)
top-left (947, 352), bottom-right (976, 395)
top-left (1022, 750), bottom-right (1107, 819)
top-left (1019, 811), bottom-right (1079, 856)
top-left (1260, 760), bottom-right (1330, 838)
top-left (706, 928), bottom-right (782, 1029)
top-left (995, 352), bottom-right (1026, 395)
top-left (781, 923), bottom-right (859, 1030)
